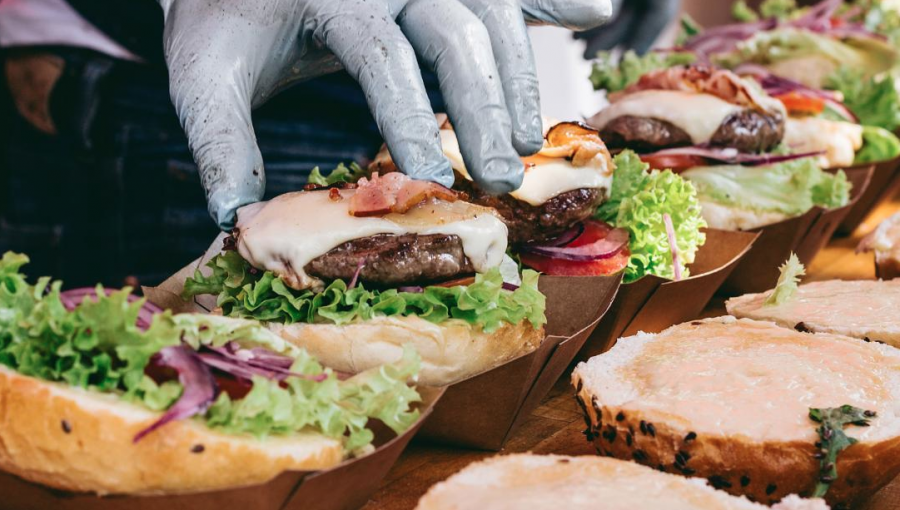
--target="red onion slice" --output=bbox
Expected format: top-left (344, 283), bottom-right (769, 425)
top-left (204, 344), bottom-right (327, 382)
top-left (60, 287), bottom-right (161, 331)
top-left (543, 224), bottom-right (585, 247)
top-left (522, 227), bottom-right (629, 261)
top-left (398, 286), bottom-right (425, 293)
top-left (348, 258), bottom-right (365, 289)
top-left (642, 146), bottom-right (825, 166)
top-left (133, 346), bottom-right (218, 443)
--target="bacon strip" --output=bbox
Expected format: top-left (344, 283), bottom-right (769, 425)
top-left (611, 65), bottom-right (782, 114)
top-left (349, 172), bottom-right (459, 217)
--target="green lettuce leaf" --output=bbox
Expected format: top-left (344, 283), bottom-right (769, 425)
top-left (765, 253), bottom-right (806, 306)
top-left (307, 162), bottom-right (368, 187)
top-left (827, 67), bottom-right (900, 132)
top-left (183, 251), bottom-right (546, 333)
top-left (595, 151), bottom-right (707, 283)
top-left (675, 14), bottom-right (702, 47)
top-left (714, 28), bottom-right (897, 87)
top-left (681, 157), bottom-right (851, 216)
top-left (0, 253), bottom-right (422, 452)
top-left (589, 50), bottom-right (696, 93)
top-left (855, 125), bottom-right (900, 163)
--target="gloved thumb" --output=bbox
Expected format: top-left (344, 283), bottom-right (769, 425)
top-left (167, 46), bottom-right (264, 230)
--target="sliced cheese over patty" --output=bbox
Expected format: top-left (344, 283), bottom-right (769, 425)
top-left (439, 130), bottom-right (612, 206)
top-left (236, 190), bottom-right (508, 290)
top-left (727, 279), bottom-right (900, 346)
top-left (588, 90), bottom-right (744, 145)
top-left (784, 116), bottom-right (863, 168)
top-left (574, 317), bottom-right (900, 443)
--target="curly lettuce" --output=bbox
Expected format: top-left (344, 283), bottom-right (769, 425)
top-left (855, 125), bottom-right (900, 163)
top-left (765, 253), bottom-right (806, 306)
top-left (183, 251), bottom-right (546, 334)
top-left (307, 162), bottom-right (367, 187)
top-left (595, 151), bottom-right (707, 283)
top-left (681, 157), bottom-right (851, 217)
top-left (589, 50), bottom-right (696, 93)
top-left (0, 252), bottom-right (421, 452)
top-left (827, 67), bottom-right (900, 132)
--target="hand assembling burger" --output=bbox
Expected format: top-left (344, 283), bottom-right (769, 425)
top-left (369, 117), bottom-right (707, 283)
top-left (183, 175), bottom-right (547, 386)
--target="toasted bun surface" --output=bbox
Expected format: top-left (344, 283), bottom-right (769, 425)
top-left (572, 317), bottom-right (900, 507)
top-left (269, 316), bottom-right (544, 386)
top-left (698, 199), bottom-right (793, 231)
top-left (726, 279), bottom-right (900, 347)
top-left (0, 366), bottom-right (343, 496)
top-left (416, 454), bottom-right (828, 510)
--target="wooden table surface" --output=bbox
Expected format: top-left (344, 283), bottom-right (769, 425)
top-left (365, 198), bottom-right (900, 510)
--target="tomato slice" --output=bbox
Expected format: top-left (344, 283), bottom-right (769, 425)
top-left (774, 92), bottom-right (825, 115)
top-left (519, 221), bottom-right (630, 276)
top-left (639, 153), bottom-right (709, 173)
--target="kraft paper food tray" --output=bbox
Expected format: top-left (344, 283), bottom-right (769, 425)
top-left (834, 157), bottom-right (900, 236)
top-left (145, 236), bottom-right (623, 452)
top-left (577, 228), bottom-right (758, 360)
top-left (0, 386), bottom-right (443, 510)
top-left (415, 272), bottom-right (622, 450)
top-left (720, 164), bottom-right (874, 296)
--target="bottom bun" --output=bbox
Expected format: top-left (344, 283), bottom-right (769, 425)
top-left (699, 200), bottom-right (793, 231)
top-left (416, 454), bottom-right (827, 510)
top-left (269, 316), bottom-right (545, 386)
top-left (0, 366), bottom-right (343, 495)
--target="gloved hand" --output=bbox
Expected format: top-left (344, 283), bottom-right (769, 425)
top-left (158, 0), bottom-right (612, 229)
top-left (575, 0), bottom-right (682, 57)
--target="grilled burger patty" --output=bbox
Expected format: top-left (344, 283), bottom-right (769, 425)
top-left (600, 110), bottom-right (784, 153)
top-left (454, 178), bottom-right (603, 244)
top-left (305, 233), bottom-right (473, 286)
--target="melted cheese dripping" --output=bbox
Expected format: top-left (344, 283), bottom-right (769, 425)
top-left (589, 90), bottom-right (743, 144)
top-left (235, 190), bottom-right (508, 290)
top-left (439, 131), bottom-right (612, 206)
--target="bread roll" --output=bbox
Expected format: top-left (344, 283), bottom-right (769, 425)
top-left (269, 316), bottom-right (545, 386)
top-left (416, 454), bottom-right (827, 510)
top-left (0, 366), bottom-right (343, 495)
top-left (726, 279), bottom-right (900, 347)
top-left (572, 317), bottom-right (900, 507)
top-left (858, 212), bottom-right (900, 279)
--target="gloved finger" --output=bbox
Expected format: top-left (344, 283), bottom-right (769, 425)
top-left (399, 0), bottom-right (524, 195)
top-left (623, 0), bottom-right (682, 54)
top-left (311, 0), bottom-right (453, 188)
top-left (580, 2), bottom-right (639, 57)
top-left (164, 9), bottom-right (265, 230)
top-left (458, 0), bottom-right (543, 156)
top-left (520, 0), bottom-right (613, 31)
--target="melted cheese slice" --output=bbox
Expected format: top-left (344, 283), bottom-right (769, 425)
top-left (575, 317), bottom-right (900, 442)
top-left (784, 116), bottom-right (863, 168)
top-left (235, 190), bottom-right (508, 290)
top-left (439, 131), bottom-right (612, 206)
top-left (589, 90), bottom-right (743, 144)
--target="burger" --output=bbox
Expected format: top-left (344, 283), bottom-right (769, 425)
top-left (369, 117), bottom-right (708, 283)
top-left (182, 174), bottom-right (547, 386)
top-left (587, 64), bottom-right (851, 231)
top-left (0, 252), bottom-right (421, 495)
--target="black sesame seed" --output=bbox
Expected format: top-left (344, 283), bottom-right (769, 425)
top-left (794, 322), bottom-right (810, 333)
top-left (61, 420), bottom-right (72, 434)
top-left (708, 476), bottom-right (732, 489)
top-left (864, 410), bottom-right (877, 417)
top-left (675, 451), bottom-right (690, 465)
top-left (626, 432), bottom-right (633, 447)
top-left (191, 444), bottom-right (205, 454)
top-left (657, 464), bottom-right (666, 472)
top-left (605, 425), bottom-right (617, 443)
top-left (685, 431), bottom-right (697, 442)
top-left (681, 467), bottom-right (696, 476)
top-left (616, 411), bottom-right (625, 422)
top-left (633, 450), bottom-right (648, 462)
top-left (740, 475), bottom-right (750, 487)
top-left (766, 484), bottom-right (777, 495)
top-left (646, 423), bottom-right (656, 437)
top-left (640, 421), bottom-right (647, 435)
top-left (690, 321), bottom-right (703, 326)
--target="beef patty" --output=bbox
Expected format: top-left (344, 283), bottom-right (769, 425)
top-left (305, 233), bottom-right (473, 287)
top-left (454, 178), bottom-right (604, 244)
top-left (600, 110), bottom-right (784, 153)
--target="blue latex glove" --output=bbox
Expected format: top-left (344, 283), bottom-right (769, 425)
top-left (158, 0), bottom-right (613, 229)
top-left (576, 0), bottom-right (682, 57)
